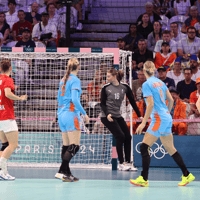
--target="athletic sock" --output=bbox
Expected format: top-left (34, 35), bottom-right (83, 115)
top-left (0, 157), bottom-right (7, 173)
top-left (172, 151), bottom-right (189, 177)
top-left (59, 160), bottom-right (71, 175)
top-left (58, 145), bottom-right (69, 174)
top-left (140, 144), bottom-right (150, 181)
top-left (0, 157), bottom-right (7, 166)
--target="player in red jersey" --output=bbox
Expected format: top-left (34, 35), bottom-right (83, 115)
top-left (0, 60), bottom-right (27, 180)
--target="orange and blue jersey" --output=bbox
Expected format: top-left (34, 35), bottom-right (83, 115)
top-left (57, 74), bottom-right (86, 132)
top-left (142, 76), bottom-right (172, 137)
top-left (57, 74), bottom-right (86, 115)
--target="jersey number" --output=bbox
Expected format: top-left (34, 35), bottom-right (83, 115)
top-left (114, 93), bottom-right (120, 99)
top-left (159, 89), bottom-right (164, 103)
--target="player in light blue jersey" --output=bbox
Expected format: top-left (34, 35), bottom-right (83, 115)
top-left (130, 61), bottom-right (195, 187)
top-left (55, 58), bottom-right (89, 182)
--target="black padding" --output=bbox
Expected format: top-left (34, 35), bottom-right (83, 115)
top-left (68, 144), bottom-right (80, 157)
top-left (1, 142), bottom-right (9, 151)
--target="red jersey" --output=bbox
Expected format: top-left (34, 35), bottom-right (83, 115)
top-left (12, 20), bottom-right (33, 41)
top-left (0, 75), bottom-right (15, 120)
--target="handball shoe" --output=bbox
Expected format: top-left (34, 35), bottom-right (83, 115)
top-left (118, 162), bottom-right (131, 171)
top-left (0, 170), bottom-right (15, 180)
top-left (126, 163), bottom-right (138, 171)
top-left (55, 172), bottom-right (65, 180)
top-left (178, 173), bottom-right (195, 186)
top-left (129, 176), bottom-right (149, 187)
top-left (62, 174), bottom-right (79, 182)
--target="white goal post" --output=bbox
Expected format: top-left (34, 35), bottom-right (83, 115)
top-left (0, 48), bottom-right (132, 169)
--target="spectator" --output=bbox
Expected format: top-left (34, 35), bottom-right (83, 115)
top-left (0, 12), bottom-right (10, 46)
top-left (167, 57), bottom-right (185, 86)
top-left (147, 21), bottom-right (162, 51)
top-left (174, 0), bottom-right (190, 16)
top-left (12, 10), bottom-right (33, 41)
top-left (25, 2), bottom-right (41, 26)
top-left (15, 28), bottom-right (36, 47)
top-left (158, 66), bottom-right (175, 88)
top-left (32, 12), bottom-right (57, 47)
top-left (0, 32), bottom-right (3, 46)
top-left (189, 77), bottom-right (200, 116)
top-left (178, 26), bottom-right (200, 57)
top-left (126, 60), bottom-right (138, 82)
top-left (123, 23), bottom-right (144, 51)
top-left (137, 2), bottom-right (161, 24)
top-left (127, 97), bottom-right (149, 134)
top-left (169, 87), bottom-right (187, 135)
top-left (154, 41), bottom-right (177, 70)
top-left (181, 6), bottom-right (200, 33)
top-left (170, 22), bottom-right (186, 42)
top-left (87, 70), bottom-right (104, 102)
top-left (5, 0), bottom-right (18, 30)
top-left (137, 13), bottom-right (153, 39)
top-left (38, 0), bottom-right (50, 14)
top-left (194, 0), bottom-right (200, 13)
top-left (132, 39), bottom-right (153, 69)
top-left (177, 68), bottom-right (197, 103)
top-left (154, 30), bottom-right (178, 53)
top-left (72, 0), bottom-right (84, 30)
top-left (116, 37), bottom-right (125, 50)
top-left (161, 0), bottom-right (172, 19)
top-left (132, 69), bottom-right (146, 101)
top-left (47, 3), bottom-right (59, 27)
top-left (189, 54), bottom-right (200, 81)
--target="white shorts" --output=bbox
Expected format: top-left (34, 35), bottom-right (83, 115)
top-left (0, 120), bottom-right (18, 133)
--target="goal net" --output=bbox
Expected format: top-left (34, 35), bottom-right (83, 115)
top-left (0, 49), bottom-right (132, 168)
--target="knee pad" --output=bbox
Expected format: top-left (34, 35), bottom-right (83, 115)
top-left (61, 145), bottom-right (69, 159)
top-left (140, 143), bottom-right (150, 157)
top-left (1, 142), bottom-right (9, 151)
top-left (67, 144), bottom-right (80, 157)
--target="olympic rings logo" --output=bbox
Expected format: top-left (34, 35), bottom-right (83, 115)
top-left (135, 142), bottom-right (168, 159)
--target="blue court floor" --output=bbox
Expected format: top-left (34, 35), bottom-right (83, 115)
top-left (0, 167), bottom-right (200, 200)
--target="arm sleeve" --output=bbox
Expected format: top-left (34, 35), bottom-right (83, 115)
top-left (125, 85), bottom-right (141, 117)
top-left (71, 89), bottom-right (86, 115)
top-left (100, 86), bottom-right (109, 117)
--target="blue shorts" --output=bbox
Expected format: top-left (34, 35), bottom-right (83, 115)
top-left (147, 113), bottom-right (172, 138)
top-left (58, 111), bottom-right (81, 132)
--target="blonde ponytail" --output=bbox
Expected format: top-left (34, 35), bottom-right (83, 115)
top-left (63, 58), bottom-right (80, 85)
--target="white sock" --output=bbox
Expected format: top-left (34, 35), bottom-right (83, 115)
top-left (0, 157), bottom-right (7, 167)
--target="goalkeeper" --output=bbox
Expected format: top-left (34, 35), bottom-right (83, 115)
top-left (55, 58), bottom-right (89, 182)
top-left (100, 68), bottom-right (142, 171)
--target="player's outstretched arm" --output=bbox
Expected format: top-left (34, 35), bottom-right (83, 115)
top-left (165, 89), bottom-right (174, 113)
top-left (136, 96), bottom-right (153, 135)
top-left (4, 88), bottom-right (27, 101)
top-left (125, 85), bottom-right (141, 118)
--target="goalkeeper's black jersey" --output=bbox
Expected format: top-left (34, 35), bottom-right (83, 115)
top-left (100, 82), bottom-right (141, 118)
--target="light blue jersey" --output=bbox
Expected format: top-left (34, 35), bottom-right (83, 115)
top-left (57, 74), bottom-right (86, 132)
top-left (57, 74), bottom-right (82, 115)
top-left (142, 76), bottom-right (172, 137)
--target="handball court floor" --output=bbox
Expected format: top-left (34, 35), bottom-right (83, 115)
top-left (0, 167), bottom-right (200, 200)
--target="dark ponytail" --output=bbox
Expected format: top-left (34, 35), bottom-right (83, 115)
top-left (108, 68), bottom-right (124, 82)
top-left (63, 58), bottom-right (79, 85)
top-left (0, 60), bottom-right (11, 72)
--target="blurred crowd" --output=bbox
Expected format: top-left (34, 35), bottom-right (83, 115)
top-left (0, 0), bottom-right (84, 47)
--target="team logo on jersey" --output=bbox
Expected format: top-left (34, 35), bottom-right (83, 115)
top-left (121, 89), bottom-right (124, 93)
top-left (108, 90), bottom-right (112, 93)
